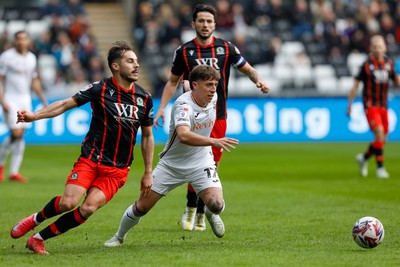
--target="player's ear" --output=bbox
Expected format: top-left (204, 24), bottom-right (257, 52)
top-left (111, 62), bottom-right (119, 71)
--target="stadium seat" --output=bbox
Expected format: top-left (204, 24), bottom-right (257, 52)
top-left (272, 64), bottom-right (293, 87)
top-left (6, 20), bottom-right (26, 36)
top-left (25, 20), bottom-right (50, 39)
top-left (254, 64), bottom-right (272, 78)
top-left (0, 20), bottom-right (6, 35)
top-left (293, 66), bottom-right (313, 88)
top-left (38, 54), bottom-right (57, 87)
top-left (279, 41), bottom-right (305, 58)
top-left (347, 52), bottom-right (367, 76)
top-left (337, 76), bottom-right (355, 95)
top-left (315, 77), bottom-right (338, 95)
top-left (313, 64), bottom-right (336, 79)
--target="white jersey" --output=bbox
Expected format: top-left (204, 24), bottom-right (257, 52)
top-left (158, 91), bottom-right (217, 169)
top-left (0, 47), bottom-right (38, 102)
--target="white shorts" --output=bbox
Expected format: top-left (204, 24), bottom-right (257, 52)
top-left (151, 160), bottom-right (222, 196)
top-left (3, 98), bottom-right (32, 130)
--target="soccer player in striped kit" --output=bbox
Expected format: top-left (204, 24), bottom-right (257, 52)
top-left (10, 41), bottom-right (154, 254)
top-left (153, 3), bottom-right (269, 232)
top-left (347, 35), bottom-right (400, 179)
top-left (104, 64), bottom-right (239, 247)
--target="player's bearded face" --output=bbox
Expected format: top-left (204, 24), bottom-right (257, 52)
top-left (193, 12), bottom-right (215, 40)
top-left (119, 52), bottom-right (139, 82)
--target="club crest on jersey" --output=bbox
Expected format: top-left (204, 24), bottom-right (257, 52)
top-left (216, 47), bottom-right (225, 55)
top-left (71, 172), bottom-right (78, 180)
top-left (137, 97), bottom-right (144, 106)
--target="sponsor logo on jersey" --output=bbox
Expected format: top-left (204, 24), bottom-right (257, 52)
top-left (114, 103), bottom-right (140, 122)
top-left (193, 120), bottom-right (214, 130)
top-left (194, 58), bottom-right (220, 69)
top-left (109, 89), bottom-right (115, 97)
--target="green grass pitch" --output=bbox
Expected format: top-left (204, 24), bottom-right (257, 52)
top-left (0, 142), bottom-right (400, 266)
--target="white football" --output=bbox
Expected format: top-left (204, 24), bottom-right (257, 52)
top-left (352, 216), bottom-right (384, 249)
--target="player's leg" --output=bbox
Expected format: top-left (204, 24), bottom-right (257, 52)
top-left (198, 187), bottom-right (225, 238)
top-left (105, 162), bottom-right (178, 247)
top-left (9, 128), bottom-right (28, 182)
top-left (181, 184), bottom-right (197, 231)
top-left (364, 107), bottom-right (389, 178)
top-left (22, 158), bottom-right (98, 254)
top-left (105, 191), bottom-right (163, 247)
top-left (356, 108), bottom-right (378, 177)
top-left (0, 135), bottom-right (13, 182)
top-left (374, 109), bottom-right (389, 178)
top-left (192, 165), bottom-right (225, 238)
top-left (192, 119), bottom-right (226, 231)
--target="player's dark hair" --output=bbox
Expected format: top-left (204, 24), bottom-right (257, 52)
top-left (107, 40), bottom-right (133, 71)
top-left (14, 30), bottom-right (28, 39)
top-left (192, 4), bottom-right (217, 22)
top-left (189, 65), bottom-right (220, 87)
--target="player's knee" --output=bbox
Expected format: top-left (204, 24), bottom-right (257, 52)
top-left (207, 198), bottom-right (225, 214)
top-left (79, 203), bottom-right (98, 218)
top-left (59, 198), bottom-right (79, 212)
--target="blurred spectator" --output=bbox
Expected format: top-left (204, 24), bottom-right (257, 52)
top-left (51, 31), bottom-right (74, 74)
top-left (289, 0), bottom-right (313, 39)
top-left (42, 0), bottom-right (69, 17)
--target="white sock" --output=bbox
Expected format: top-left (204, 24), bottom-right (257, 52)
top-left (33, 233), bottom-right (43, 240)
top-left (0, 136), bottom-right (14, 165)
top-left (33, 213), bottom-right (41, 225)
top-left (10, 138), bottom-right (25, 175)
top-left (115, 203), bottom-right (143, 240)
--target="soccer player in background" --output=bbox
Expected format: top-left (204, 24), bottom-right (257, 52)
top-left (10, 41), bottom-right (154, 255)
top-left (104, 65), bottom-right (239, 247)
top-left (347, 34), bottom-right (400, 179)
top-left (153, 3), bottom-right (269, 232)
top-left (0, 30), bottom-right (47, 183)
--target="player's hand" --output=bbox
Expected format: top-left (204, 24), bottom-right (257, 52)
top-left (182, 80), bottom-right (190, 92)
top-left (16, 110), bottom-right (35, 123)
top-left (153, 108), bottom-right (165, 129)
top-left (213, 137), bottom-right (239, 152)
top-left (256, 81), bottom-right (269, 94)
top-left (140, 172), bottom-right (153, 197)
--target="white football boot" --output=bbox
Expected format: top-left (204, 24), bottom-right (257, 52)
top-left (181, 207), bottom-right (196, 231)
top-left (194, 213), bottom-right (206, 231)
top-left (376, 167), bottom-right (389, 179)
top-left (205, 207), bottom-right (225, 238)
top-left (356, 153), bottom-right (368, 177)
top-left (104, 235), bottom-right (124, 247)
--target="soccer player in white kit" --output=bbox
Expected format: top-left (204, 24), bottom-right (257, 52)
top-left (104, 65), bottom-right (239, 246)
top-left (0, 30), bottom-right (47, 182)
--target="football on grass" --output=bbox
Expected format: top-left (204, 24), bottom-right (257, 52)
top-left (352, 216), bottom-right (384, 249)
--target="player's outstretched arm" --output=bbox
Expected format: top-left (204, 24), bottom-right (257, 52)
top-left (17, 97), bottom-right (77, 123)
top-left (153, 73), bottom-right (182, 129)
top-left (176, 125), bottom-right (239, 151)
top-left (238, 62), bottom-right (269, 94)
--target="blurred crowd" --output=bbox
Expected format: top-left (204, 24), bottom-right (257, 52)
top-left (1, 0), bottom-right (400, 97)
top-left (0, 0), bottom-right (105, 97)
top-left (132, 0), bottom-right (400, 96)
